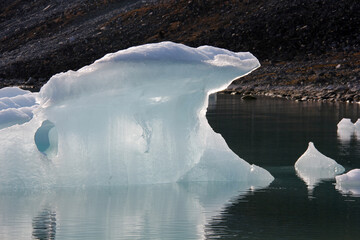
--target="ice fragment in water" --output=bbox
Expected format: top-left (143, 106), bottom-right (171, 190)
top-left (335, 169), bottom-right (360, 196)
top-left (295, 142), bottom-right (345, 190)
top-left (355, 119), bottom-right (360, 140)
top-left (0, 42), bottom-right (273, 189)
top-left (337, 118), bottom-right (355, 142)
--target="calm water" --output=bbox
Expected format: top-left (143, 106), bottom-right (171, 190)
top-left (206, 94), bottom-right (360, 240)
top-left (1, 94), bottom-right (360, 239)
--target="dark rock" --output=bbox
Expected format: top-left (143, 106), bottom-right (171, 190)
top-left (25, 77), bottom-right (36, 85)
top-left (241, 95), bottom-right (257, 100)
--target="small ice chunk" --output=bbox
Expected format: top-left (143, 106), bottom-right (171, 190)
top-left (355, 119), bottom-right (360, 140)
top-left (335, 169), bottom-right (360, 196)
top-left (337, 118), bottom-right (355, 142)
top-left (355, 119), bottom-right (360, 130)
top-left (295, 142), bottom-right (345, 190)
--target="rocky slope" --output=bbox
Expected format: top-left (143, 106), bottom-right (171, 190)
top-left (0, 0), bottom-right (359, 101)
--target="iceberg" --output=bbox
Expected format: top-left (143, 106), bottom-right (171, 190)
top-left (337, 118), bottom-right (355, 142)
top-left (0, 42), bottom-right (273, 189)
top-left (295, 142), bottom-right (345, 190)
top-left (335, 169), bottom-right (360, 196)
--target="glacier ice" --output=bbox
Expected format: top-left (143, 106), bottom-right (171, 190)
top-left (295, 142), bottom-right (345, 190)
top-left (0, 87), bottom-right (37, 130)
top-left (0, 42), bottom-right (274, 189)
top-left (335, 169), bottom-right (360, 195)
top-left (337, 118), bottom-right (355, 142)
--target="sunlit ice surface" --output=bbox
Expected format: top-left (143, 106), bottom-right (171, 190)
top-left (0, 42), bottom-right (273, 189)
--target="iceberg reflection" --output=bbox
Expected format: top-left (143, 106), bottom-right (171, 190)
top-left (32, 208), bottom-right (56, 240)
top-left (0, 182), bottom-right (270, 239)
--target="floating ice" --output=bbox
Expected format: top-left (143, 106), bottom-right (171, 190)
top-left (335, 169), bottom-right (360, 196)
top-left (355, 119), bottom-right (360, 140)
top-left (337, 118), bottom-right (355, 142)
top-left (0, 42), bottom-right (273, 189)
top-left (355, 119), bottom-right (360, 130)
top-left (295, 142), bottom-right (345, 190)
top-left (0, 87), bottom-right (38, 130)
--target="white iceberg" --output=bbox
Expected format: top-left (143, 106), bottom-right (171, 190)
top-left (0, 42), bottom-right (273, 189)
top-left (335, 169), bottom-right (360, 196)
top-left (295, 142), bottom-right (345, 190)
top-left (337, 118), bottom-right (355, 142)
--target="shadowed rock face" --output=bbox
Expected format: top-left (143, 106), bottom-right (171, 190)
top-left (0, 0), bottom-right (359, 94)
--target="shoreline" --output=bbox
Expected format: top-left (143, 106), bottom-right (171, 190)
top-left (224, 52), bottom-right (360, 103)
top-left (220, 84), bottom-right (360, 103)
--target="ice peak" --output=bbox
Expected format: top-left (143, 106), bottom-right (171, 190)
top-left (295, 142), bottom-right (345, 190)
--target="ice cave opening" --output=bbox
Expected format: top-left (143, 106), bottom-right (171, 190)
top-left (34, 120), bottom-right (58, 157)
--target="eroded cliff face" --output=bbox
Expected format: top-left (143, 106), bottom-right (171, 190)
top-left (0, 0), bottom-right (359, 98)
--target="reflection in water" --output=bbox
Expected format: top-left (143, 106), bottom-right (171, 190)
top-left (206, 95), bottom-right (360, 239)
top-left (295, 168), bottom-right (338, 192)
top-left (337, 128), bottom-right (354, 143)
top-left (207, 94), bottom-right (360, 168)
top-left (32, 208), bottom-right (56, 240)
top-left (1, 95), bottom-right (360, 239)
top-left (0, 182), bottom-right (269, 240)
top-left (206, 167), bottom-right (360, 240)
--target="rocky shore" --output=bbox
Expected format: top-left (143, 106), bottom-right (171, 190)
top-left (225, 52), bottom-right (360, 102)
top-left (0, 0), bottom-right (359, 101)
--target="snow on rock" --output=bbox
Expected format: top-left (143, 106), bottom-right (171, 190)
top-left (0, 87), bottom-right (38, 130)
top-left (335, 169), bottom-right (360, 195)
top-left (295, 142), bottom-right (345, 190)
top-left (337, 118), bottom-right (355, 142)
top-left (0, 42), bottom-right (274, 189)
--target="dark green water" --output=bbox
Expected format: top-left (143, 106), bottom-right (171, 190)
top-left (205, 94), bottom-right (360, 240)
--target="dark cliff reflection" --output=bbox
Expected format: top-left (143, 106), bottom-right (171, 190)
top-left (32, 208), bottom-right (56, 240)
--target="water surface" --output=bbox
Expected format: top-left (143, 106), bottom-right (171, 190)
top-left (206, 94), bottom-right (360, 239)
top-left (1, 94), bottom-right (360, 239)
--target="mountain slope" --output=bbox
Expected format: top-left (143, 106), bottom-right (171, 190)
top-left (0, 0), bottom-right (359, 97)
